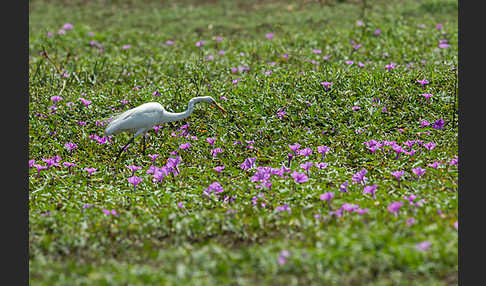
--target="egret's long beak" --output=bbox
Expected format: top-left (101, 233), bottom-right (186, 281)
top-left (213, 102), bottom-right (227, 113)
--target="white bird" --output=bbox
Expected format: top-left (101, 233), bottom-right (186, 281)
top-left (104, 96), bottom-right (226, 161)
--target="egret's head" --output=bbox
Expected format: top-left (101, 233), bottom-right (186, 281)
top-left (201, 96), bottom-right (226, 113)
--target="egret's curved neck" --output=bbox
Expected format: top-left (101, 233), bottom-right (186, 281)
top-left (162, 97), bottom-right (206, 123)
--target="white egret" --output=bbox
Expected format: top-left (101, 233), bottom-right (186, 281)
top-left (104, 96), bottom-right (226, 161)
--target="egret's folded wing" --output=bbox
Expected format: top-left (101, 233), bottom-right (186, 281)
top-left (104, 109), bottom-right (139, 135)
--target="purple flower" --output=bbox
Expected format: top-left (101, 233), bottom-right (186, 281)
top-left (288, 143), bottom-right (301, 154)
top-left (41, 157), bottom-right (57, 169)
top-left (315, 162), bottom-right (328, 169)
top-left (412, 167), bottom-right (426, 181)
top-left (79, 97), bottom-right (92, 107)
top-left (82, 203), bottom-right (93, 209)
top-left (57, 29), bottom-right (66, 35)
top-left (51, 96), bottom-right (63, 104)
top-left (364, 140), bottom-right (382, 153)
top-left (166, 156), bottom-right (182, 176)
top-left (374, 28), bottom-right (382, 35)
top-left (33, 164), bottom-right (47, 175)
top-left (126, 165), bottom-right (142, 176)
top-left (204, 181), bottom-right (224, 197)
top-left (64, 142), bottom-right (78, 153)
top-left (352, 168), bottom-right (368, 185)
top-left (102, 209), bottom-right (118, 216)
top-left (454, 221), bottom-right (458, 230)
top-left (385, 62), bottom-right (397, 71)
top-left (421, 93), bottom-right (433, 102)
top-left (403, 149), bottom-right (418, 156)
top-left (432, 118), bottom-right (445, 130)
top-left (436, 24), bottom-right (443, 30)
top-left (319, 192), bottom-right (334, 208)
top-left (391, 170), bottom-right (405, 181)
top-left (427, 161), bottom-right (441, 169)
top-left (206, 137), bottom-right (216, 146)
top-left (276, 107), bottom-right (287, 118)
top-left (153, 166), bottom-right (169, 183)
top-left (63, 162), bottom-right (77, 173)
top-left (179, 142), bottom-right (192, 150)
top-left (213, 165), bottom-right (225, 173)
top-left (352, 105), bottom-right (360, 112)
top-left (329, 209), bottom-right (343, 217)
top-left (416, 241), bottom-right (432, 252)
top-left (438, 41), bottom-right (450, 49)
top-left (340, 181), bottom-right (349, 193)
top-left (127, 176), bottom-right (142, 191)
top-left (291, 171), bottom-right (309, 183)
top-left (89, 40), bottom-right (102, 48)
top-left (312, 49), bottom-right (322, 54)
top-left (356, 20), bottom-right (364, 26)
top-left (240, 157), bottom-right (257, 170)
top-left (392, 144), bottom-right (405, 159)
top-left (317, 146), bottom-right (330, 160)
top-left (403, 194), bottom-right (418, 206)
top-left (300, 161), bottom-right (314, 176)
top-left (53, 155), bottom-right (62, 163)
top-left (320, 81), bottom-right (333, 90)
top-left (341, 203), bottom-right (358, 212)
top-left (277, 250), bottom-right (290, 265)
top-left (237, 67), bottom-right (250, 73)
top-left (388, 201), bottom-right (404, 216)
top-left (353, 43), bottom-right (361, 50)
top-left (29, 159), bottom-right (35, 168)
top-left (298, 147), bottom-right (313, 157)
top-left (122, 45), bottom-right (131, 50)
top-left (165, 40), bottom-right (174, 45)
top-left (251, 167), bottom-right (272, 183)
top-left (276, 204), bottom-right (291, 214)
top-left (449, 157), bottom-right (458, 166)
top-left (63, 23), bottom-right (73, 30)
top-left (421, 120), bottom-right (431, 127)
top-left (211, 147), bottom-right (223, 157)
top-left (232, 79), bottom-right (239, 85)
top-left (423, 142), bottom-right (436, 151)
top-left (363, 184), bottom-right (377, 199)
top-left (84, 167), bottom-right (97, 176)
top-left (287, 153), bottom-right (294, 167)
top-left (265, 32), bottom-right (274, 39)
top-left (417, 79), bottom-right (429, 88)
top-left (345, 60), bottom-right (354, 65)
top-left (95, 120), bottom-right (106, 127)
top-left (406, 218), bottom-right (416, 227)
top-left (148, 154), bottom-right (159, 164)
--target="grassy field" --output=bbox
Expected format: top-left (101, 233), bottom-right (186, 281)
top-left (29, 0), bottom-right (458, 285)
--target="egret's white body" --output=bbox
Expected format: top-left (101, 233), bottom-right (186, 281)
top-left (105, 102), bottom-right (169, 137)
top-left (104, 96), bottom-right (226, 161)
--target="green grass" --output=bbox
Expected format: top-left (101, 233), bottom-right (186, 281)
top-left (29, 0), bottom-right (458, 285)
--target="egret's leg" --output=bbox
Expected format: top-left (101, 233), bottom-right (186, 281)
top-left (115, 135), bottom-right (136, 162)
top-left (142, 134), bottom-right (146, 156)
